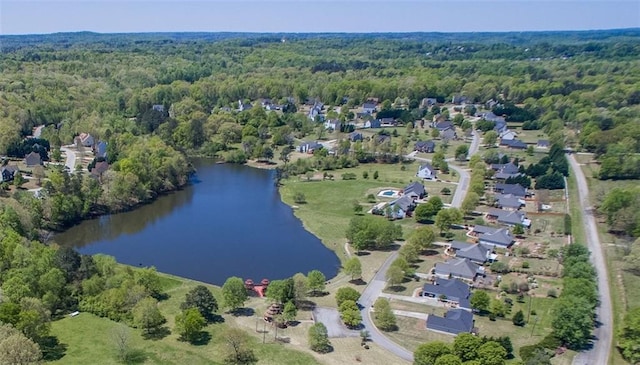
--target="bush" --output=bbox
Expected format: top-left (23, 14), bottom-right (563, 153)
top-left (293, 192), bottom-right (306, 204)
top-left (564, 214), bottom-right (572, 236)
top-left (362, 171), bottom-right (369, 179)
top-left (522, 261), bottom-right (530, 269)
top-left (366, 194), bottom-right (376, 203)
top-left (490, 261), bottom-right (509, 274)
top-left (547, 288), bottom-right (558, 298)
top-left (342, 173), bottom-right (357, 180)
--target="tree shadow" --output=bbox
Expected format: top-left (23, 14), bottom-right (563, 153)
top-left (189, 331), bottom-right (212, 346)
top-left (355, 251), bottom-right (370, 256)
top-left (388, 285), bottom-right (406, 293)
top-left (379, 243), bottom-right (401, 252)
top-left (141, 326), bottom-right (171, 341)
top-left (40, 336), bottom-right (67, 361)
top-left (231, 307), bottom-right (255, 317)
top-left (125, 349), bottom-right (148, 364)
top-left (207, 313), bottom-right (225, 324)
top-left (296, 300), bottom-right (316, 311)
top-left (348, 278), bottom-right (367, 286)
top-left (154, 293), bottom-right (170, 301)
top-left (422, 249), bottom-right (440, 256)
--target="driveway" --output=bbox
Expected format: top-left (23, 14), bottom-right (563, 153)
top-left (60, 145), bottom-right (77, 172)
top-left (568, 154), bottom-right (613, 365)
top-left (392, 310), bottom-right (429, 321)
top-left (312, 307), bottom-right (360, 338)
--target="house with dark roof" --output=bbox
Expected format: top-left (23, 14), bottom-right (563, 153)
top-left (379, 118), bottom-right (397, 126)
top-left (502, 139), bottom-right (528, 149)
top-left (434, 121), bottom-right (455, 131)
top-left (94, 141), bottom-right (107, 158)
top-left (1, 165), bottom-right (18, 182)
top-left (403, 181), bottom-right (426, 200)
top-left (308, 101), bottom-right (324, 121)
top-left (349, 131), bottom-right (363, 142)
top-left (78, 133), bottom-right (94, 148)
top-left (537, 139), bottom-right (550, 149)
top-left (451, 95), bottom-right (469, 105)
top-left (495, 193), bottom-right (526, 210)
top-left (478, 227), bottom-right (515, 248)
top-left (491, 162), bottom-right (522, 180)
top-left (297, 141), bottom-right (323, 154)
top-left (450, 241), bottom-right (494, 264)
top-left (152, 104), bottom-right (165, 112)
top-left (471, 225), bottom-right (500, 235)
top-left (414, 140), bottom-right (435, 153)
top-left (420, 98), bottom-right (438, 109)
top-left (24, 152), bottom-right (42, 167)
top-left (376, 134), bottom-right (391, 144)
top-left (417, 163), bottom-right (436, 180)
top-left (363, 119), bottom-right (381, 128)
top-left (238, 100), bottom-right (253, 112)
top-left (487, 209), bottom-right (531, 228)
top-left (494, 183), bottom-right (528, 198)
top-left (91, 161), bottom-right (109, 180)
top-left (441, 127), bottom-right (457, 141)
top-left (434, 258), bottom-right (485, 280)
top-left (378, 195), bottom-right (416, 219)
top-left (426, 309), bottom-right (474, 335)
top-left (421, 278), bottom-right (471, 310)
top-left (324, 119), bottom-right (341, 131)
top-left (362, 102), bottom-right (377, 114)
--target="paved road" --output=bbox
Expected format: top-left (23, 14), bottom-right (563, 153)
top-left (568, 154), bottom-right (613, 365)
top-left (355, 129), bottom-right (481, 363)
top-left (312, 307), bottom-right (360, 338)
top-left (60, 146), bottom-right (77, 172)
top-left (358, 250), bottom-right (414, 363)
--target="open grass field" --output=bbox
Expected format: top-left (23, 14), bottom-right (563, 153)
top-left (50, 274), bottom-right (321, 365)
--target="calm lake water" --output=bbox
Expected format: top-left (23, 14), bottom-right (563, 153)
top-left (56, 160), bottom-right (340, 285)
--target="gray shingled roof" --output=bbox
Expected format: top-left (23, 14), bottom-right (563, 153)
top-left (435, 258), bottom-right (483, 280)
top-left (452, 242), bottom-right (492, 264)
top-left (496, 194), bottom-right (525, 209)
top-left (404, 181), bottom-right (426, 198)
top-left (426, 309), bottom-right (474, 335)
top-left (494, 183), bottom-right (527, 197)
top-left (478, 228), bottom-right (514, 247)
top-left (422, 278), bottom-right (471, 308)
top-left (488, 209), bottom-right (527, 226)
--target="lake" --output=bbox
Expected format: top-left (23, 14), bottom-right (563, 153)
top-left (55, 160), bottom-right (340, 285)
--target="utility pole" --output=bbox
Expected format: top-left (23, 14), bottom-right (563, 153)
top-left (527, 294), bottom-right (532, 323)
top-left (262, 320), bottom-right (266, 344)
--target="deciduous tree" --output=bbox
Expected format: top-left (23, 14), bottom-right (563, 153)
top-left (132, 297), bottom-right (166, 335)
top-left (343, 257), bottom-right (362, 280)
top-left (373, 298), bottom-right (396, 331)
top-left (308, 323), bottom-right (332, 353)
top-left (181, 285), bottom-right (218, 321)
top-left (175, 308), bottom-right (206, 343)
top-left (307, 270), bottom-right (326, 296)
top-left (414, 341), bottom-right (452, 365)
top-left (222, 277), bottom-right (248, 311)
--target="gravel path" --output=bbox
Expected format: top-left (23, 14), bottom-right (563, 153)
top-left (568, 154), bottom-right (613, 365)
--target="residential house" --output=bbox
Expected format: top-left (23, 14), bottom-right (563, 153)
top-left (78, 133), bottom-right (94, 148)
top-left (420, 98), bottom-right (438, 109)
top-left (403, 181), bottom-right (426, 200)
top-left (363, 119), bottom-right (381, 128)
top-left (451, 95), bottom-right (469, 105)
top-left (417, 163), bottom-right (437, 180)
top-left (94, 141), bottom-right (108, 158)
top-left (495, 193), bottom-right (525, 210)
top-left (481, 112), bottom-right (508, 134)
top-left (502, 139), bottom-right (528, 150)
top-left (362, 102), bottom-right (377, 114)
top-left (260, 99), bottom-right (272, 108)
top-left (91, 161), bottom-right (109, 180)
top-left (379, 118), bottom-right (397, 126)
top-left (24, 152), bottom-right (42, 167)
top-left (494, 120), bottom-right (508, 134)
top-left (386, 195), bottom-right (416, 219)
top-left (238, 100), bottom-right (253, 112)
top-left (349, 132), bottom-right (363, 142)
top-left (426, 309), bottom-right (474, 335)
top-left (494, 183), bottom-right (528, 198)
top-left (450, 241), bottom-right (495, 265)
top-left (440, 127), bottom-right (457, 141)
top-left (376, 134), bottom-right (391, 145)
top-left (421, 278), bottom-right (471, 310)
top-left (485, 99), bottom-right (499, 110)
top-left (297, 141), bottom-right (323, 154)
top-left (152, 104), bottom-right (165, 113)
top-left (434, 258), bottom-right (485, 280)
top-left (491, 162), bottom-right (522, 180)
top-left (32, 125), bottom-right (45, 139)
top-left (487, 209), bottom-right (531, 228)
top-left (499, 130), bottom-right (518, 141)
top-left (414, 140), bottom-right (436, 153)
top-left (308, 101), bottom-right (324, 121)
top-left (324, 120), bottom-right (341, 131)
top-left (434, 121), bottom-right (455, 131)
top-left (1, 165), bottom-right (18, 182)
top-left (477, 227), bottom-right (515, 248)
top-left (536, 139), bottom-right (550, 149)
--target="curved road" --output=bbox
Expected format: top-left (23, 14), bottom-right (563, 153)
top-left (568, 154), bottom-right (613, 365)
top-left (357, 130), bottom-right (480, 362)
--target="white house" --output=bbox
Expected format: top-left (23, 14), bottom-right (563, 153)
top-left (417, 163), bottom-right (437, 180)
top-left (499, 130), bottom-right (518, 141)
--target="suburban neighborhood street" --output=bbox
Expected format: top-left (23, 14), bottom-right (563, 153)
top-left (568, 154), bottom-right (613, 365)
top-left (356, 130), bottom-right (481, 362)
top-left (358, 250), bottom-right (414, 363)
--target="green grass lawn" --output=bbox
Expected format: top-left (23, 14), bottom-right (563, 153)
top-left (50, 274), bottom-right (319, 365)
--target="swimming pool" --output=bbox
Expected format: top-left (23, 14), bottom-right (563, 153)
top-left (377, 189), bottom-right (401, 198)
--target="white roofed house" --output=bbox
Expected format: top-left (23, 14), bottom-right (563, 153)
top-left (417, 163), bottom-right (437, 180)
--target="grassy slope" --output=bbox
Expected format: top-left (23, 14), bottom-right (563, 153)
top-left (50, 274), bottom-right (319, 365)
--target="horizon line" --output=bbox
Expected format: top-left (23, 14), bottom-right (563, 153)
top-left (2, 27), bottom-right (640, 37)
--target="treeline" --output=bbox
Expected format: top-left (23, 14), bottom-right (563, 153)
top-left (599, 186), bottom-right (640, 237)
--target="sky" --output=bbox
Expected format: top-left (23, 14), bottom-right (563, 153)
top-left (1, 0), bottom-right (639, 35)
